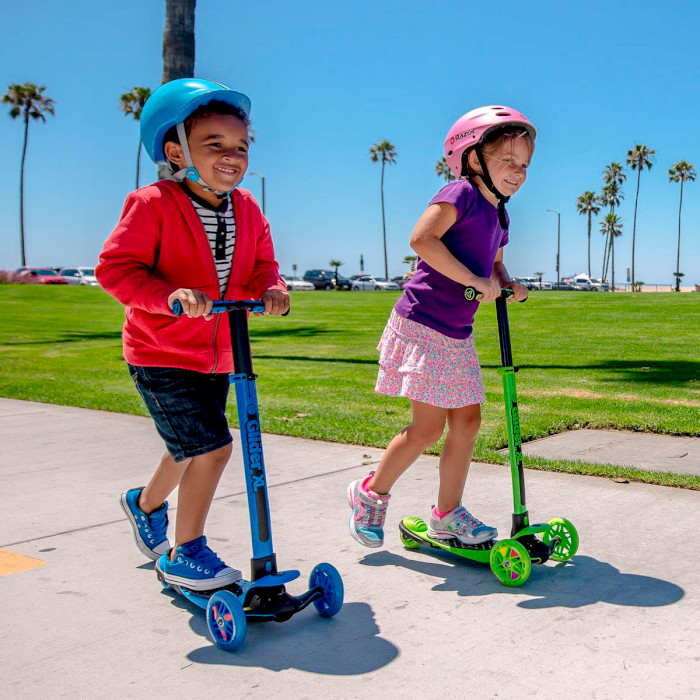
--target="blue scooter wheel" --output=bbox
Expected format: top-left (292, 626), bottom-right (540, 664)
top-left (206, 590), bottom-right (247, 651)
top-left (309, 563), bottom-right (344, 618)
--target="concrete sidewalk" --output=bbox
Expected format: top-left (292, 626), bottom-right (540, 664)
top-left (1, 398), bottom-right (699, 698)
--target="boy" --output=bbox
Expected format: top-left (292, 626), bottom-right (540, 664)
top-left (96, 78), bottom-right (289, 591)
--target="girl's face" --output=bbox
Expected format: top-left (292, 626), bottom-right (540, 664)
top-left (482, 137), bottom-right (531, 197)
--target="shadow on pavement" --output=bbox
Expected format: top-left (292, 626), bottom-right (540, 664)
top-left (158, 588), bottom-right (398, 672)
top-left (360, 550), bottom-right (684, 609)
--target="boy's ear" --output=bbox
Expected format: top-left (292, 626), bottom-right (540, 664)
top-left (163, 141), bottom-right (185, 166)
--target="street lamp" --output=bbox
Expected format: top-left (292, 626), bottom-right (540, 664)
top-left (546, 209), bottom-right (561, 287)
top-left (249, 171), bottom-right (266, 216)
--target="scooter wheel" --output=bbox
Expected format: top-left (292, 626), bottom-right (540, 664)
top-left (400, 532), bottom-right (421, 550)
top-left (206, 590), bottom-right (247, 651)
top-left (544, 517), bottom-right (579, 562)
top-left (309, 563), bottom-right (344, 618)
top-left (489, 539), bottom-right (531, 587)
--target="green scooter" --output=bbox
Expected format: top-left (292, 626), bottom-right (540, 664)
top-left (398, 287), bottom-right (578, 587)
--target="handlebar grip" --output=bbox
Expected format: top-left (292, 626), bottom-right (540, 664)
top-left (171, 299), bottom-right (288, 316)
top-left (464, 287), bottom-right (522, 302)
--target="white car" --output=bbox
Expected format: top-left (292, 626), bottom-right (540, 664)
top-left (351, 275), bottom-right (400, 291)
top-left (59, 267), bottom-right (99, 286)
top-left (281, 275), bottom-right (315, 291)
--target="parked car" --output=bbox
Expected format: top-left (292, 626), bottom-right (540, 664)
top-left (59, 267), bottom-right (99, 286)
top-left (552, 281), bottom-right (577, 291)
top-left (351, 275), bottom-right (400, 291)
top-left (302, 269), bottom-right (351, 290)
top-left (514, 276), bottom-right (539, 290)
top-left (391, 273), bottom-right (414, 289)
top-left (16, 268), bottom-right (68, 284)
top-left (281, 275), bottom-right (315, 291)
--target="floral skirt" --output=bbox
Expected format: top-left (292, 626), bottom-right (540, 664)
top-left (375, 310), bottom-right (486, 409)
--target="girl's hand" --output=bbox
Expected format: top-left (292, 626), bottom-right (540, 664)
top-left (472, 277), bottom-right (502, 301)
top-left (260, 289), bottom-right (290, 316)
top-left (505, 279), bottom-right (529, 302)
top-left (168, 288), bottom-right (214, 320)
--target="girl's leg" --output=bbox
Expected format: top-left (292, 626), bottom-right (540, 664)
top-left (172, 442), bottom-right (233, 553)
top-left (139, 451), bottom-right (191, 514)
top-left (368, 400), bottom-right (448, 495)
top-left (436, 403), bottom-right (481, 512)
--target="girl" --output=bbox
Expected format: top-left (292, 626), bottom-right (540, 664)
top-left (348, 106), bottom-right (534, 548)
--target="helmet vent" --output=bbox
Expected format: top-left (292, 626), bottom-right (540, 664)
top-left (496, 111), bottom-right (511, 117)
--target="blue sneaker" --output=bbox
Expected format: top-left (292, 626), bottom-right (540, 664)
top-left (119, 487), bottom-right (170, 561)
top-left (155, 536), bottom-right (242, 592)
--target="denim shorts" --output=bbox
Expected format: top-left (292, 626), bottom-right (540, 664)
top-left (128, 364), bottom-right (233, 463)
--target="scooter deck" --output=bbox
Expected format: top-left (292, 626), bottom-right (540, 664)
top-left (161, 575), bottom-right (324, 622)
top-left (399, 517), bottom-right (493, 563)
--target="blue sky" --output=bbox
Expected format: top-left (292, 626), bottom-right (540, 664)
top-left (1, 0), bottom-right (698, 286)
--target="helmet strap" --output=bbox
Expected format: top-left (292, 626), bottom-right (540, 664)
top-left (474, 147), bottom-right (510, 229)
top-left (168, 122), bottom-right (235, 199)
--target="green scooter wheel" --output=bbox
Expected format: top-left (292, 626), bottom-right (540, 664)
top-left (544, 517), bottom-right (579, 562)
top-left (489, 539), bottom-right (531, 587)
top-left (399, 516), bottom-right (425, 549)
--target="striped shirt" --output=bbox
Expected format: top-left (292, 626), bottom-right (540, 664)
top-left (186, 189), bottom-right (236, 296)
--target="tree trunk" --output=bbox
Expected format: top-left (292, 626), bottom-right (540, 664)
top-left (159, 0), bottom-right (196, 180)
top-left (611, 235), bottom-right (615, 292)
top-left (676, 180), bottom-right (683, 292)
top-left (631, 168), bottom-right (641, 291)
top-left (380, 159), bottom-right (388, 279)
top-left (19, 112), bottom-right (30, 266)
top-left (162, 0), bottom-right (196, 84)
top-left (136, 136), bottom-right (142, 189)
top-left (587, 211), bottom-right (591, 278)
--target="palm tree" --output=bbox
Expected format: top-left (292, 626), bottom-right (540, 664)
top-left (534, 271), bottom-right (544, 286)
top-left (403, 255), bottom-right (418, 272)
top-left (435, 156), bottom-right (455, 182)
top-left (668, 160), bottom-right (696, 291)
top-left (576, 191), bottom-right (600, 278)
top-left (369, 140), bottom-right (397, 279)
top-left (2, 83), bottom-right (55, 266)
top-left (626, 144), bottom-right (656, 291)
top-left (599, 182), bottom-right (624, 281)
top-left (159, 0), bottom-right (196, 179)
top-left (600, 163), bottom-right (626, 281)
top-left (120, 87), bottom-right (152, 189)
top-left (328, 260), bottom-right (344, 287)
top-left (600, 214), bottom-right (623, 291)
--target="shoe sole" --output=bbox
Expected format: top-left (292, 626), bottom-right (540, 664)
top-left (155, 558), bottom-right (242, 592)
top-left (427, 527), bottom-right (497, 546)
top-left (347, 483), bottom-right (383, 548)
top-left (119, 491), bottom-right (168, 562)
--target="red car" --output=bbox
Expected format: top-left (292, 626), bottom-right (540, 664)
top-left (15, 268), bottom-right (68, 284)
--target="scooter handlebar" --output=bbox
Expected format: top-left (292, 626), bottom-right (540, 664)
top-left (172, 299), bottom-right (269, 317)
top-left (464, 286), bottom-right (525, 302)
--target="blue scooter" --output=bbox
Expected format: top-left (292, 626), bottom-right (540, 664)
top-left (164, 299), bottom-right (344, 650)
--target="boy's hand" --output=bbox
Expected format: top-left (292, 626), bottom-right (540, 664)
top-left (505, 279), bottom-right (529, 302)
top-left (471, 277), bottom-right (501, 302)
top-left (168, 288), bottom-right (214, 320)
top-left (260, 289), bottom-right (290, 316)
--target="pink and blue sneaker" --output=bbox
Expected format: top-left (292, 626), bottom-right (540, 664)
top-left (347, 472), bottom-right (391, 548)
top-left (155, 536), bottom-right (242, 592)
top-left (427, 504), bottom-right (497, 545)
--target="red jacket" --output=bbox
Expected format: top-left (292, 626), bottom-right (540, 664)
top-left (96, 180), bottom-right (285, 373)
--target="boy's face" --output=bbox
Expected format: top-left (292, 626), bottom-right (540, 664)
top-left (164, 113), bottom-right (249, 203)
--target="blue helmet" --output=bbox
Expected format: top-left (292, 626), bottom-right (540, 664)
top-left (140, 78), bottom-right (252, 164)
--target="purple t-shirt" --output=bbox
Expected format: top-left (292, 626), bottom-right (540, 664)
top-left (394, 179), bottom-right (509, 339)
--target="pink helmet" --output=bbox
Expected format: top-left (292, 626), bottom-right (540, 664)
top-left (444, 105), bottom-right (536, 179)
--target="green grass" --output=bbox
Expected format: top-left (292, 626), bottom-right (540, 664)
top-left (1, 285), bottom-right (699, 489)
